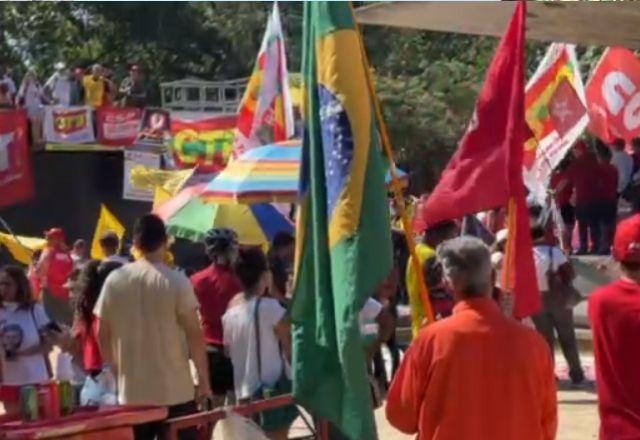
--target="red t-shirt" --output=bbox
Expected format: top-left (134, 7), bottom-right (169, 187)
top-left (45, 248), bottom-right (73, 299)
top-left (597, 163), bottom-right (619, 202)
top-left (191, 265), bottom-right (242, 346)
top-left (588, 279), bottom-right (640, 439)
top-left (568, 153), bottom-right (601, 205)
top-left (74, 318), bottom-right (102, 372)
top-left (550, 170), bottom-right (573, 207)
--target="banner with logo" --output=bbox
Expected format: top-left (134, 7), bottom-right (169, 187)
top-left (123, 150), bottom-right (161, 202)
top-left (171, 114), bottom-right (236, 172)
top-left (523, 43), bottom-right (588, 203)
top-left (135, 108), bottom-right (171, 149)
top-left (44, 105), bottom-right (95, 144)
top-left (586, 47), bottom-right (640, 143)
top-left (97, 107), bottom-right (142, 147)
top-left (0, 110), bottom-right (34, 209)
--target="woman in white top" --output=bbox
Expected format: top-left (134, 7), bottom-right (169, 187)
top-left (222, 247), bottom-right (292, 440)
top-left (530, 224), bottom-right (584, 384)
top-left (0, 265), bottom-right (56, 414)
top-left (16, 71), bottom-right (46, 146)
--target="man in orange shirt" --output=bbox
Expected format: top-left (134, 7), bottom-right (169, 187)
top-left (387, 236), bottom-right (557, 440)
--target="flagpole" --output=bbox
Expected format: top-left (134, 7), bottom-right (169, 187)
top-left (351, 6), bottom-right (436, 326)
top-left (501, 197), bottom-right (517, 316)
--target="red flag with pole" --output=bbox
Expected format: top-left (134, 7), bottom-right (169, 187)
top-left (413, 1), bottom-right (540, 318)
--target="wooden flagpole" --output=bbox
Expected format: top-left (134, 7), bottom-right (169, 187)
top-left (351, 7), bottom-right (436, 326)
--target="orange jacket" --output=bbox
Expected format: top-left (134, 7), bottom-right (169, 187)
top-left (387, 297), bottom-right (557, 440)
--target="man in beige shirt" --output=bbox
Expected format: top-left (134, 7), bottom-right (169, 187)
top-left (95, 214), bottom-right (211, 440)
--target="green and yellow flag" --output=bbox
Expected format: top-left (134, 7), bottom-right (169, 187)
top-left (290, 2), bottom-right (392, 439)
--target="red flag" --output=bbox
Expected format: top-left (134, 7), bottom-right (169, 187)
top-left (586, 47), bottom-right (640, 143)
top-left (0, 110), bottom-right (34, 209)
top-left (414, 1), bottom-right (540, 318)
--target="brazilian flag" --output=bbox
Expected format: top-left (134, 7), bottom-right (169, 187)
top-left (290, 2), bottom-right (392, 439)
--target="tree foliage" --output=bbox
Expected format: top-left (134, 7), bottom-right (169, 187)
top-left (0, 2), bottom-right (603, 191)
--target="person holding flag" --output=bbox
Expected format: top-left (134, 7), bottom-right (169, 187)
top-left (388, 3), bottom-right (556, 439)
top-left (290, 1), bottom-right (394, 439)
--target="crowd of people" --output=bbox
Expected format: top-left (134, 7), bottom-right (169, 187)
top-left (1, 143), bottom-right (640, 438)
top-left (0, 62), bottom-right (149, 146)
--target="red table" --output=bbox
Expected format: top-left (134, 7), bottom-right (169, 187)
top-left (0, 406), bottom-right (167, 439)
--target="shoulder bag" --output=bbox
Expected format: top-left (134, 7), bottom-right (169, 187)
top-left (251, 297), bottom-right (298, 433)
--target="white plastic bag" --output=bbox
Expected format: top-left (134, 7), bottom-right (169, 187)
top-left (80, 367), bottom-right (117, 406)
top-left (212, 411), bottom-right (269, 440)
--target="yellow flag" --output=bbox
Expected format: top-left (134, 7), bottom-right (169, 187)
top-left (152, 186), bottom-right (173, 210)
top-left (91, 205), bottom-right (126, 260)
top-left (129, 166), bottom-right (193, 196)
top-left (0, 233), bottom-right (46, 265)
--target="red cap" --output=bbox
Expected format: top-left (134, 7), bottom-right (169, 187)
top-left (613, 215), bottom-right (640, 263)
top-left (44, 228), bottom-right (65, 241)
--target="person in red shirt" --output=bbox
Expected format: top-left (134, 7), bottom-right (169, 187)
top-left (568, 140), bottom-right (602, 254)
top-left (595, 143), bottom-right (619, 255)
top-left (589, 214), bottom-right (640, 439)
top-left (387, 236), bottom-right (557, 440)
top-left (550, 157), bottom-right (574, 253)
top-left (190, 228), bottom-right (242, 407)
top-left (37, 228), bottom-right (74, 325)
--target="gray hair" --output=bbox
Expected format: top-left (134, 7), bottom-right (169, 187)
top-left (436, 236), bottom-right (492, 297)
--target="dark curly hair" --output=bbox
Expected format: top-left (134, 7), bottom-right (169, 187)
top-left (75, 260), bottom-right (122, 327)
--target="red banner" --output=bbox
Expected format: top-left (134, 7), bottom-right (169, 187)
top-left (0, 110), bottom-right (34, 209)
top-left (170, 114), bottom-right (236, 172)
top-left (96, 107), bottom-right (142, 147)
top-left (586, 47), bottom-right (640, 143)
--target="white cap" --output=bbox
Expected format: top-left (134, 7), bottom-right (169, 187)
top-left (496, 228), bottom-right (509, 244)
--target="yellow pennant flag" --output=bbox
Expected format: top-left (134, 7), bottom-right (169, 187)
top-left (91, 205), bottom-right (126, 260)
top-left (0, 232), bottom-right (46, 265)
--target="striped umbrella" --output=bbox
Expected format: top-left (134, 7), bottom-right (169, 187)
top-left (154, 184), bottom-right (294, 247)
top-left (201, 139), bottom-right (408, 204)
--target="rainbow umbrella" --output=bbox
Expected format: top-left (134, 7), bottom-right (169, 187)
top-left (155, 184), bottom-right (294, 247)
top-left (201, 140), bottom-right (408, 203)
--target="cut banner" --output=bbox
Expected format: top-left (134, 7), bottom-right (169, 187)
top-left (171, 114), bottom-right (236, 172)
top-left (97, 107), bottom-right (142, 147)
top-left (44, 105), bottom-right (95, 144)
top-left (524, 43), bottom-right (588, 204)
top-left (0, 109), bottom-right (34, 209)
top-left (234, 3), bottom-right (294, 154)
top-left (586, 47), bottom-right (640, 143)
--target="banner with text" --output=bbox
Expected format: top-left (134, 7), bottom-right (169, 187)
top-left (171, 114), bottom-right (236, 172)
top-left (44, 105), bottom-right (95, 144)
top-left (586, 47), bottom-right (640, 143)
top-left (123, 150), bottom-right (161, 202)
top-left (0, 110), bottom-right (34, 209)
top-left (97, 107), bottom-right (142, 147)
top-left (524, 43), bottom-right (588, 203)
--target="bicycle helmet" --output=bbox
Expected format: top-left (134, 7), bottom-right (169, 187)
top-left (204, 228), bottom-right (238, 258)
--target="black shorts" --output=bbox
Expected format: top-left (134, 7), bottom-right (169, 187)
top-left (207, 347), bottom-right (234, 395)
